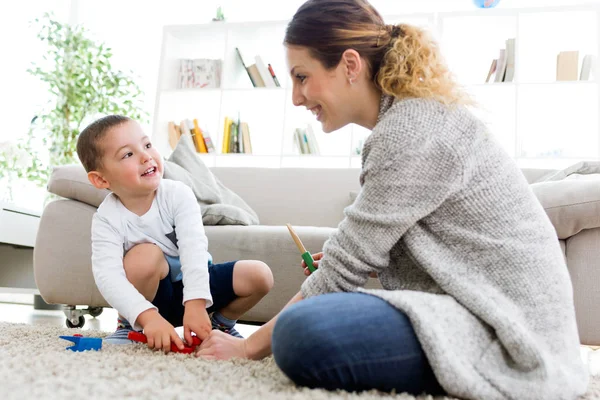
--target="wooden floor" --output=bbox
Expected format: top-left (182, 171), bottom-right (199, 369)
top-left (0, 293), bottom-right (259, 337)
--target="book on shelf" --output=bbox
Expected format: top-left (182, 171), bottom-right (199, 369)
top-left (240, 122), bottom-right (253, 154)
top-left (254, 56), bottom-right (277, 87)
top-left (485, 59), bottom-right (497, 83)
top-left (293, 125), bottom-right (320, 155)
top-left (221, 117), bottom-right (253, 154)
top-left (580, 54), bottom-right (595, 80)
top-left (178, 58), bottom-right (222, 89)
top-left (267, 64), bottom-right (281, 87)
top-left (192, 119), bottom-right (209, 153)
top-left (235, 47), bottom-right (280, 88)
top-left (557, 51), bottom-right (579, 81)
top-left (503, 38), bottom-right (515, 82)
top-left (485, 38), bottom-right (515, 83)
top-left (235, 48), bottom-right (257, 87)
top-left (494, 49), bottom-right (507, 83)
top-left (167, 119), bottom-right (215, 153)
top-left (168, 122), bottom-right (181, 149)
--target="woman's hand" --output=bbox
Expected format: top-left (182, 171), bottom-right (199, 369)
top-left (302, 251), bottom-right (377, 278)
top-left (301, 251), bottom-right (323, 276)
top-left (195, 330), bottom-right (247, 360)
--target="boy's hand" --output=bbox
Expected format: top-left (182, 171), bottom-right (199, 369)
top-left (301, 251), bottom-right (323, 276)
top-left (137, 309), bottom-right (185, 353)
top-left (183, 299), bottom-right (212, 344)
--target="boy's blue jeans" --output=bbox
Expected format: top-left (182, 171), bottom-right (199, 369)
top-left (272, 292), bottom-right (445, 396)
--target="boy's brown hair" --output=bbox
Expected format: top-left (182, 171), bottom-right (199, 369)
top-left (76, 115), bottom-right (131, 172)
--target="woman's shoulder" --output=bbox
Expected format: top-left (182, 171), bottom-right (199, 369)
top-left (376, 97), bottom-right (481, 142)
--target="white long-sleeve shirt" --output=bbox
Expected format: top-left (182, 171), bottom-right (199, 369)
top-left (91, 179), bottom-right (212, 330)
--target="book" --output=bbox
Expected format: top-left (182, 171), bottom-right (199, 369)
top-left (254, 56), bottom-right (276, 87)
top-left (557, 51), bottom-right (579, 81)
top-left (485, 59), bottom-right (498, 83)
top-left (222, 117), bottom-right (232, 153)
top-left (580, 54), bottom-right (595, 80)
top-left (202, 130), bottom-right (215, 153)
top-left (494, 49), bottom-right (507, 83)
top-left (178, 59), bottom-right (222, 89)
top-left (503, 38), bottom-right (516, 82)
top-left (179, 120), bottom-right (191, 137)
top-left (305, 124), bottom-right (320, 155)
top-left (240, 122), bottom-right (253, 154)
top-left (168, 121), bottom-right (180, 149)
top-left (247, 64), bottom-right (265, 87)
top-left (192, 119), bottom-right (208, 153)
top-left (267, 64), bottom-right (281, 87)
top-left (229, 121), bottom-right (239, 153)
top-left (235, 47), bottom-right (257, 87)
top-left (236, 114), bottom-right (243, 153)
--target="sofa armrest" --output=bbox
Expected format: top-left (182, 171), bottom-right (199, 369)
top-left (531, 179), bottom-right (600, 239)
top-left (205, 224), bottom-right (381, 323)
top-left (34, 199), bottom-right (109, 307)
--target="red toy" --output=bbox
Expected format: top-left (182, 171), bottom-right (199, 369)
top-left (127, 331), bottom-right (201, 354)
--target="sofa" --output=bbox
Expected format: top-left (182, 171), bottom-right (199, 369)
top-left (33, 163), bottom-right (600, 345)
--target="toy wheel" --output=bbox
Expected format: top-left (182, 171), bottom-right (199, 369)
top-left (88, 307), bottom-right (103, 317)
top-left (66, 316), bottom-right (85, 328)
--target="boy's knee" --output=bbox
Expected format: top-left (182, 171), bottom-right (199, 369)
top-left (254, 261), bottom-right (274, 294)
top-left (235, 260), bottom-right (273, 295)
top-left (124, 243), bottom-right (165, 282)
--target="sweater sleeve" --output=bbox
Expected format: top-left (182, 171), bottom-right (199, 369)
top-left (91, 214), bottom-right (156, 331)
top-left (301, 108), bottom-right (465, 298)
top-left (171, 183), bottom-right (213, 308)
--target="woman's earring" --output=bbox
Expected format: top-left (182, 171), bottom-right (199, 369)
top-left (349, 78), bottom-right (355, 85)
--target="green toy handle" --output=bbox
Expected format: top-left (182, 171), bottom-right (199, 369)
top-left (302, 251), bottom-right (316, 273)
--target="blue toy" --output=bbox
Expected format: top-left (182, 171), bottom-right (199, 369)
top-left (473, 0), bottom-right (501, 8)
top-left (60, 334), bottom-right (102, 352)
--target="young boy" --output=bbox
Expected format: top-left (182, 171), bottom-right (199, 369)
top-left (76, 115), bottom-right (273, 352)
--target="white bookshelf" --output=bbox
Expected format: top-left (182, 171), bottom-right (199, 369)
top-left (153, 4), bottom-right (600, 169)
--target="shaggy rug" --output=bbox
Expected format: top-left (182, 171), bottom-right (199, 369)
top-left (0, 322), bottom-right (598, 400)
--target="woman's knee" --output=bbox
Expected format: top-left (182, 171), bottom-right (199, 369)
top-left (123, 244), bottom-right (167, 283)
top-left (272, 300), bottom-right (328, 381)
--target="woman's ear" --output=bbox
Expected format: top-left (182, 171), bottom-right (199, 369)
top-left (341, 49), bottom-right (363, 84)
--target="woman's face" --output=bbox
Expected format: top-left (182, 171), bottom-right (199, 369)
top-left (286, 45), bottom-right (353, 133)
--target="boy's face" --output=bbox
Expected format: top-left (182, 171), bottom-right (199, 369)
top-left (88, 120), bottom-right (163, 198)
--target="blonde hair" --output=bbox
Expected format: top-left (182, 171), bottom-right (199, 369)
top-left (377, 24), bottom-right (471, 105)
top-left (285, 0), bottom-right (471, 106)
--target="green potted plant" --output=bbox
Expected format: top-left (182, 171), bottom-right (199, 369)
top-left (0, 13), bottom-right (147, 201)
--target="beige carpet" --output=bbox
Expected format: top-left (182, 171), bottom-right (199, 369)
top-left (0, 322), bottom-right (598, 400)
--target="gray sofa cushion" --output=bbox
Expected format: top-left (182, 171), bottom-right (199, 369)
top-left (165, 134), bottom-right (259, 225)
top-left (531, 162), bottom-right (600, 239)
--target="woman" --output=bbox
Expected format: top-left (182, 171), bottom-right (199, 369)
top-left (196, 0), bottom-right (589, 398)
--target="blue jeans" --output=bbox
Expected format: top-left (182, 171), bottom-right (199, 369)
top-left (272, 292), bottom-right (445, 395)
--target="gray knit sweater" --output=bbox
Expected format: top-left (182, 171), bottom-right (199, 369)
top-left (301, 96), bottom-right (588, 400)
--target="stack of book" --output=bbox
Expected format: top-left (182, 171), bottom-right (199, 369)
top-left (235, 47), bottom-right (281, 88)
top-left (557, 51), bottom-right (595, 81)
top-left (178, 59), bottom-right (222, 89)
top-left (293, 125), bottom-right (320, 155)
top-left (221, 116), bottom-right (253, 154)
top-left (168, 119), bottom-right (216, 153)
top-left (485, 38), bottom-right (516, 83)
